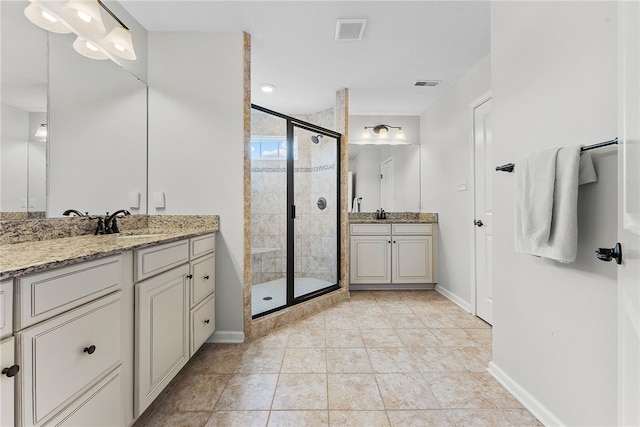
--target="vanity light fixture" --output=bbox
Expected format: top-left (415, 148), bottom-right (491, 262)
top-left (24, 0), bottom-right (137, 62)
top-left (354, 125), bottom-right (410, 145)
top-left (35, 123), bottom-right (47, 138)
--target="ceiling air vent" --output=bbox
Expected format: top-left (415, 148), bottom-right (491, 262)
top-left (335, 19), bottom-right (367, 41)
top-left (414, 80), bottom-right (441, 87)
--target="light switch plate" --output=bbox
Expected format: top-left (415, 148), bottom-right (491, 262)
top-left (129, 192), bottom-right (140, 209)
top-left (153, 192), bottom-right (166, 209)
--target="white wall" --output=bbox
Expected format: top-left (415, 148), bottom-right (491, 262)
top-left (420, 55), bottom-right (491, 302)
top-left (490, 2), bottom-right (618, 425)
top-left (148, 32), bottom-right (246, 341)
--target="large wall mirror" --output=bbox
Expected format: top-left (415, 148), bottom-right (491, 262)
top-left (1, 1), bottom-right (147, 220)
top-left (348, 115), bottom-right (421, 213)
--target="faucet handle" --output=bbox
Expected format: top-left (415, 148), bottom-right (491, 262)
top-left (94, 217), bottom-right (106, 235)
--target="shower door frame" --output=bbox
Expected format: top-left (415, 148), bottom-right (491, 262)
top-left (251, 104), bottom-right (342, 318)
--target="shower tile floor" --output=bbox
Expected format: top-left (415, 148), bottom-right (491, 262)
top-left (134, 290), bottom-right (542, 427)
top-left (252, 277), bottom-right (334, 316)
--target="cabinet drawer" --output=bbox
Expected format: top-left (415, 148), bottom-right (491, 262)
top-left (350, 223), bottom-right (391, 236)
top-left (43, 367), bottom-right (123, 427)
top-left (190, 254), bottom-right (215, 308)
top-left (17, 256), bottom-right (121, 329)
top-left (18, 291), bottom-right (122, 426)
top-left (190, 294), bottom-right (215, 357)
top-left (135, 239), bottom-right (189, 282)
top-left (190, 233), bottom-right (215, 259)
top-left (1, 279), bottom-right (13, 339)
top-left (391, 223), bottom-right (433, 235)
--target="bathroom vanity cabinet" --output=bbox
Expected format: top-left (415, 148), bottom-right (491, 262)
top-left (13, 254), bottom-right (133, 427)
top-left (350, 223), bottom-right (437, 288)
top-left (134, 233), bottom-right (215, 417)
top-left (0, 229), bottom-right (216, 426)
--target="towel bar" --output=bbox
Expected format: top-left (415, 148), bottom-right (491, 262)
top-left (495, 138), bottom-right (618, 173)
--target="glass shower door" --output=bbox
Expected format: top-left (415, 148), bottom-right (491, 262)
top-left (292, 126), bottom-right (339, 300)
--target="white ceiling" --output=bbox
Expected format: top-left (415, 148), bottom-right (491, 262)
top-left (119, 1), bottom-right (491, 116)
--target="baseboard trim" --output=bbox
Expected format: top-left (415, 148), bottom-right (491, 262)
top-left (435, 284), bottom-right (471, 312)
top-left (488, 361), bottom-right (564, 427)
top-left (207, 330), bottom-right (245, 344)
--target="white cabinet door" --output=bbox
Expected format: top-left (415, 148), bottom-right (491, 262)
top-left (18, 292), bottom-right (123, 427)
top-left (392, 235), bottom-right (433, 283)
top-left (135, 265), bottom-right (189, 417)
top-left (350, 235), bottom-right (391, 284)
top-left (1, 337), bottom-right (15, 427)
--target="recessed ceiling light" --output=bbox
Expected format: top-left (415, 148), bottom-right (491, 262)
top-left (260, 84), bottom-right (276, 93)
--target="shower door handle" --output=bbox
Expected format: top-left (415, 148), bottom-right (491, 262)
top-left (291, 204), bottom-right (296, 219)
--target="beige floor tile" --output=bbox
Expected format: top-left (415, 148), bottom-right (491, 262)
top-left (356, 312), bottom-right (393, 329)
top-left (326, 348), bottom-right (372, 373)
top-left (235, 347), bottom-right (285, 373)
top-left (286, 328), bottom-right (326, 347)
top-left (214, 374), bottom-right (278, 410)
top-left (429, 328), bottom-right (474, 346)
top-left (139, 291), bottom-right (541, 427)
top-left (368, 347), bottom-right (422, 373)
top-left (205, 410), bottom-right (269, 427)
top-left (327, 374), bottom-right (385, 410)
top-left (185, 344), bottom-right (244, 375)
top-left (375, 373), bottom-right (441, 410)
top-left (325, 314), bottom-right (360, 330)
top-left (281, 348), bottom-right (327, 373)
top-left (395, 328), bottom-right (440, 347)
top-left (387, 410), bottom-right (453, 427)
top-left (386, 313), bottom-right (427, 328)
top-left (142, 410), bottom-right (211, 427)
top-left (161, 373), bottom-right (230, 412)
top-left (445, 409), bottom-right (512, 426)
top-left (267, 410), bottom-right (329, 426)
top-left (427, 372), bottom-right (500, 409)
top-left (361, 329), bottom-right (403, 347)
top-left (272, 373), bottom-right (328, 410)
top-left (329, 410), bottom-right (391, 426)
top-left (325, 329), bottom-right (365, 348)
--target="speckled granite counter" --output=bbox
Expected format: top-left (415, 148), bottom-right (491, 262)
top-left (349, 212), bottom-right (438, 223)
top-left (0, 215), bottom-right (218, 280)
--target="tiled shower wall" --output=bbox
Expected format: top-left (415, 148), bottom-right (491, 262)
top-left (250, 108), bottom-right (337, 286)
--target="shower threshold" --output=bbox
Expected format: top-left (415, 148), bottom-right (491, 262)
top-left (252, 277), bottom-right (334, 316)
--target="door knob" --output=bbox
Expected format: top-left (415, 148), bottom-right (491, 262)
top-left (595, 243), bottom-right (622, 264)
top-left (474, 219), bottom-right (484, 227)
top-left (83, 345), bottom-right (96, 355)
top-left (2, 365), bottom-right (19, 378)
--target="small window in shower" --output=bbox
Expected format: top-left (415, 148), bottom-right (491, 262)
top-left (251, 136), bottom-right (298, 160)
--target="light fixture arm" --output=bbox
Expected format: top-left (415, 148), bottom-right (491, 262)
top-left (97, 0), bottom-right (129, 30)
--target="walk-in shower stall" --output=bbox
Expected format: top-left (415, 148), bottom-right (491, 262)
top-left (250, 105), bottom-right (341, 317)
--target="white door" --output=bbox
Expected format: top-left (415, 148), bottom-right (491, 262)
top-left (618, 2), bottom-right (640, 424)
top-left (380, 157), bottom-right (393, 211)
top-left (474, 98), bottom-right (493, 324)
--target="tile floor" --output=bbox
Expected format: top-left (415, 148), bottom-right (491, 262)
top-left (134, 290), bottom-right (542, 427)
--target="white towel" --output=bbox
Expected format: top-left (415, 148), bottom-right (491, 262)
top-left (515, 145), bottom-right (597, 263)
top-left (520, 148), bottom-right (560, 243)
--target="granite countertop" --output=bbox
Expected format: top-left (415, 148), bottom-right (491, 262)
top-left (348, 212), bottom-right (438, 224)
top-left (0, 226), bottom-right (217, 280)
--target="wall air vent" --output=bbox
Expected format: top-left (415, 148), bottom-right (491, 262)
top-left (414, 80), bottom-right (441, 87)
top-left (335, 19), bottom-right (367, 41)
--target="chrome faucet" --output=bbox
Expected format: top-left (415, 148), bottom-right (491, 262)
top-left (104, 210), bottom-right (130, 234)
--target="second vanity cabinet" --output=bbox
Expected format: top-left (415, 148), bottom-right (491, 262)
top-left (350, 223), bottom-right (437, 288)
top-left (134, 233), bottom-right (216, 417)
